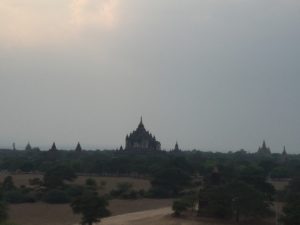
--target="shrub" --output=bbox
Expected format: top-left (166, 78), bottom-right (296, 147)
top-left (43, 190), bottom-right (70, 204)
top-left (66, 186), bottom-right (84, 198)
top-left (172, 200), bottom-right (189, 216)
top-left (3, 190), bottom-right (36, 204)
top-left (110, 182), bottom-right (138, 199)
top-left (85, 178), bottom-right (97, 187)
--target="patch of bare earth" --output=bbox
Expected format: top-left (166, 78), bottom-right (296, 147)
top-left (92, 208), bottom-right (273, 225)
top-left (9, 199), bottom-right (173, 225)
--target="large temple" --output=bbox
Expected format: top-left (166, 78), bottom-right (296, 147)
top-left (257, 140), bottom-right (271, 155)
top-left (125, 117), bottom-right (161, 151)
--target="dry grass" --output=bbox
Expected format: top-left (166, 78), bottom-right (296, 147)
top-left (0, 173), bottom-right (151, 194)
top-left (269, 179), bottom-right (289, 191)
top-left (73, 176), bottom-right (151, 194)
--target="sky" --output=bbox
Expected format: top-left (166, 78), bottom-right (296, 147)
top-left (0, 0), bottom-right (300, 153)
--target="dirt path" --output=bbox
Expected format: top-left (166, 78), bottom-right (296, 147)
top-left (73, 207), bottom-right (173, 225)
top-left (100, 207), bottom-right (172, 225)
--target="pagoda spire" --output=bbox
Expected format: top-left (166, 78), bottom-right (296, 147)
top-left (75, 142), bottom-right (82, 152)
top-left (25, 142), bottom-right (32, 151)
top-left (262, 140), bottom-right (266, 149)
top-left (50, 142), bottom-right (57, 151)
top-left (138, 116), bottom-right (145, 129)
top-left (282, 146), bottom-right (287, 155)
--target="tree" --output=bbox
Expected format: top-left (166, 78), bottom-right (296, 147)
top-left (71, 190), bottom-right (110, 225)
top-left (172, 200), bottom-right (188, 217)
top-left (2, 176), bottom-right (15, 191)
top-left (0, 201), bottom-right (8, 223)
top-left (85, 178), bottom-right (97, 188)
top-left (44, 190), bottom-right (70, 204)
top-left (43, 165), bottom-right (77, 189)
top-left (198, 181), bottom-right (273, 221)
top-left (281, 177), bottom-right (300, 225)
top-left (151, 168), bottom-right (191, 197)
top-left (227, 181), bottom-right (273, 222)
top-left (281, 194), bottom-right (300, 225)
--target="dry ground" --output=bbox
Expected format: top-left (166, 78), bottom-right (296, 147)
top-left (82, 207), bottom-right (274, 225)
top-left (2, 174), bottom-right (287, 225)
top-left (269, 179), bottom-right (289, 191)
top-left (9, 199), bottom-right (173, 225)
top-left (0, 173), bottom-right (151, 193)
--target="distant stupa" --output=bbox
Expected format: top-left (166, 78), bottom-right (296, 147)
top-left (49, 142), bottom-right (57, 151)
top-left (75, 142), bottom-right (82, 152)
top-left (282, 146), bottom-right (288, 162)
top-left (173, 141), bottom-right (181, 152)
top-left (25, 142), bottom-right (32, 151)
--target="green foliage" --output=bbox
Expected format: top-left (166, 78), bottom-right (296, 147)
top-left (3, 190), bottom-right (36, 204)
top-left (281, 177), bottom-right (300, 225)
top-left (71, 190), bottom-right (110, 225)
top-left (198, 181), bottom-right (273, 220)
top-left (238, 165), bottom-right (275, 200)
top-left (110, 182), bottom-right (139, 199)
top-left (43, 190), bottom-right (70, 204)
top-left (2, 177), bottom-right (15, 192)
top-left (150, 168), bottom-right (191, 197)
top-left (270, 167), bottom-right (289, 179)
top-left (281, 194), bottom-right (300, 225)
top-left (0, 201), bottom-right (8, 223)
top-left (198, 185), bottom-right (232, 218)
top-left (172, 199), bottom-right (189, 216)
top-left (43, 165), bottom-right (77, 189)
top-left (66, 185), bottom-right (84, 198)
top-left (228, 181), bottom-right (273, 220)
top-left (85, 178), bottom-right (97, 187)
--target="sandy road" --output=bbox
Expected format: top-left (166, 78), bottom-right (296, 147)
top-left (73, 207), bottom-right (172, 225)
top-left (101, 207), bottom-right (172, 225)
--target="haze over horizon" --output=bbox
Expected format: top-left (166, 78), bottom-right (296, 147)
top-left (1, 0), bottom-right (300, 153)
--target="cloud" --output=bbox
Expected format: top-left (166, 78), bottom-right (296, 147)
top-left (0, 0), bottom-right (119, 47)
top-left (70, 0), bottom-right (119, 29)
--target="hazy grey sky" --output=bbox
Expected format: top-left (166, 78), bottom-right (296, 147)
top-left (0, 0), bottom-right (300, 152)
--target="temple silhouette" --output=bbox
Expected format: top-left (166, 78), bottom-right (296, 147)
top-left (257, 140), bottom-right (271, 156)
top-left (125, 117), bottom-right (161, 151)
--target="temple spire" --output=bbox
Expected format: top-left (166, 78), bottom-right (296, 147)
top-left (50, 142), bottom-right (57, 151)
top-left (262, 140), bottom-right (266, 149)
top-left (283, 146), bottom-right (287, 155)
top-left (138, 116), bottom-right (144, 129)
top-left (75, 142), bottom-right (82, 152)
top-left (25, 142), bottom-right (32, 151)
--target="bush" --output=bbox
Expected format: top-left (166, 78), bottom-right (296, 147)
top-left (0, 201), bottom-right (8, 223)
top-left (85, 178), bottom-right (97, 187)
top-left (43, 190), bottom-right (70, 204)
top-left (66, 186), bottom-right (84, 198)
top-left (3, 190), bottom-right (36, 204)
top-left (110, 182), bottom-right (139, 199)
top-left (172, 200), bottom-right (189, 216)
top-left (271, 167), bottom-right (289, 179)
